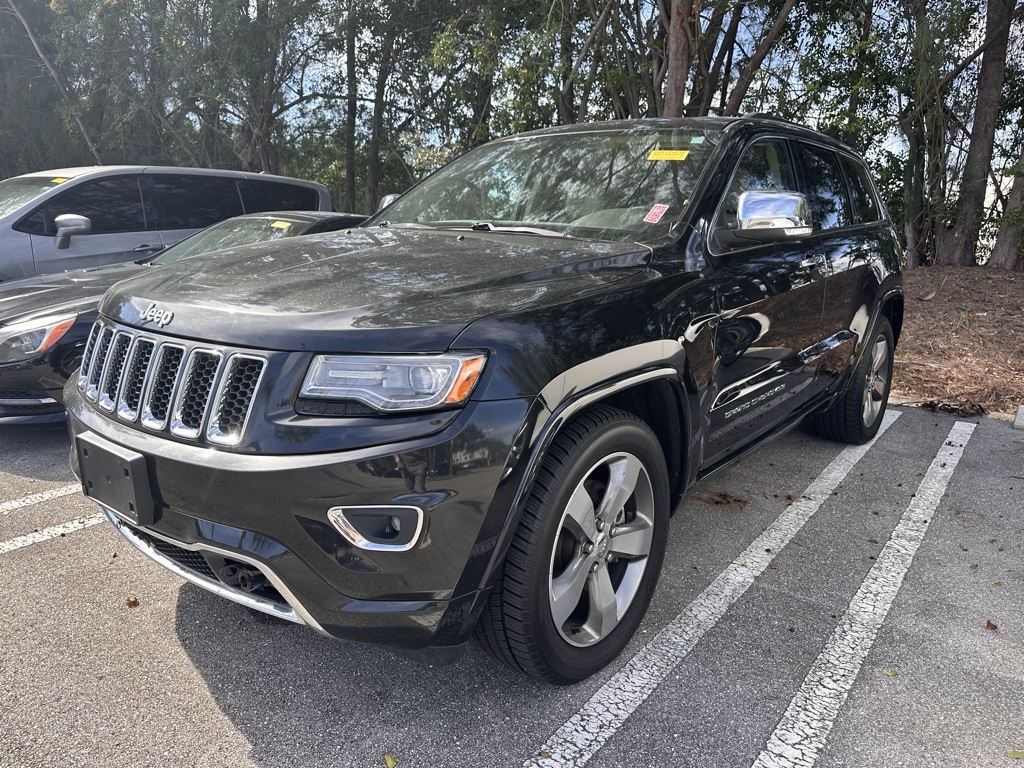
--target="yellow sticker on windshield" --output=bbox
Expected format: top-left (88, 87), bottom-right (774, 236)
top-left (271, 220), bottom-right (291, 229)
top-left (647, 150), bottom-right (690, 161)
top-left (50, 177), bottom-right (69, 183)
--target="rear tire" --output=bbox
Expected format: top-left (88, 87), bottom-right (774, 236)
top-left (812, 318), bottom-right (894, 444)
top-left (476, 406), bottom-right (670, 684)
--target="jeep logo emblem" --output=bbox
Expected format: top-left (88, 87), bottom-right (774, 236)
top-left (140, 302), bottom-right (174, 328)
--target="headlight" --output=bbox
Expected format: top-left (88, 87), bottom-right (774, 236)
top-left (300, 353), bottom-right (487, 412)
top-left (0, 313), bottom-right (78, 364)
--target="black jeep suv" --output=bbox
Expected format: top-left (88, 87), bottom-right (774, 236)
top-left (66, 117), bottom-right (903, 684)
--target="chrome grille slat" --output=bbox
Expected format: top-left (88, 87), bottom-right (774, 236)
top-left (78, 320), bottom-right (265, 445)
top-left (141, 344), bottom-right (185, 431)
top-left (77, 324), bottom-right (101, 391)
top-left (207, 355), bottom-right (267, 446)
top-left (117, 338), bottom-right (156, 423)
top-left (85, 328), bottom-right (115, 401)
top-left (98, 332), bottom-right (132, 412)
top-left (169, 350), bottom-right (222, 439)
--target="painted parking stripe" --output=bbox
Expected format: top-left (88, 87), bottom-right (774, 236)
top-left (526, 410), bottom-right (902, 768)
top-left (0, 484), bottom-right (81, 515)
top-left (0, 513), bottom-right (104, 555)
top-left (750, 420), bottom-right (976, 768)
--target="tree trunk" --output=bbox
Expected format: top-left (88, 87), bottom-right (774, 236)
top-left (557, 20), bottom-right (576, 124)
top-left (662, 0), bottom-right (693, 117)
top-left (989, 146), bottom-right (1024, 270)
top-left (934, 0), bottom-right (1015, 266)
top-left (901, 109), bottom-right (926, 269)
top-left (365, 34), bottom-right (395, 214)
top-left (344, 0), bottom-right (358, 213)
top-left (686, 0), bottom-right (726, 116)
top-left (723, 0), bottom-right (797, 115)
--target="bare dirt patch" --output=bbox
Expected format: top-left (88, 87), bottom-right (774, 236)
top-left (893, 266), bottom-right (1024, 415)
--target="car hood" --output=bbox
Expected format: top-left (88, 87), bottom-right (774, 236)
top-left (0, 262), bottom-right (147, 326)
top-left (100, 228), bottom-right (649, 351)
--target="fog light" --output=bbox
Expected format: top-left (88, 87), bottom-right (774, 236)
top-left (327, 505), bottom-right (423, 552)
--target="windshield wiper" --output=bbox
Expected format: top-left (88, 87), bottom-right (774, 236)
top-left (469, 222), bottom-right (570, 238)
top-left (378, 221), bottom-right (437, 230)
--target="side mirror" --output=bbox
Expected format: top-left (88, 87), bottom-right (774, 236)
top-left (737, 190), bottom-right (811, 235)
top-left (713, 190), bottom-right (812, 250)
top-left (377, 193), bottom-right (401, 212)
top-left (54, 214), bottom-right (92, 250)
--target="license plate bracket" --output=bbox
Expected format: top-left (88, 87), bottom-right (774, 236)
top-left (76, 432), bottom-right (155, 526)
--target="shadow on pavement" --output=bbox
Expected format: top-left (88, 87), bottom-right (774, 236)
top-left (175, 583), bottom-right (554, 768)
top-left (0, 423), bottom-right (74, 483)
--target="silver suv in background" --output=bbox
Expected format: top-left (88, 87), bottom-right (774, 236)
top-left (0, 166), bottom-right (333, 281)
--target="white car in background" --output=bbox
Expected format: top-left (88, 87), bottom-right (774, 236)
top-left (0, 166), bottom-right (333, 281)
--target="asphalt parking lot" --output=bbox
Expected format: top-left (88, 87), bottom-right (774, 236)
top-left (1, 406), bottom-right (1022, 768)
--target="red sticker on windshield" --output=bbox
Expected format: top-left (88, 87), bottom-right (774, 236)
top-left (644, 204), bottom-right (669, 224)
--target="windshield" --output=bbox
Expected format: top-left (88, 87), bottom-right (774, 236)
top-left (0, 176), bottom-right (70, 219)
top-left (381, 127), bottom-right (721, 242)
top-left (153, 215), bottom-right (312, 264)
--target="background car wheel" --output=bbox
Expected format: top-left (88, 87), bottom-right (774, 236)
top-left (812, 318), bottom-right (894, 445)
top-left (476, 406), bottom-right (670, 684)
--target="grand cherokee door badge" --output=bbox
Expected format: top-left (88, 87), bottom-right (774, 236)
top-left (725, 383), bottom-right (786, 419)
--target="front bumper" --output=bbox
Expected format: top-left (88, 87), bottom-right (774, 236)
top-left (0, 389), bottom-right (65, 423)
top-left (67, 386), bottom-right (540, 655)
top-left (0, 336), bottom-right (86, 423)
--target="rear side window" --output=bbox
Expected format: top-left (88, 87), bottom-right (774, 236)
top-left (716, 138), bottom-right (797, 230)
top-left (840, 155), bottom-right (880, 224)
top-left (19, 176), bottom-right (148, 236)
top-left (248, 180), bottom-right (319, 212)
top-left (151, 174), bottom-right (244, 229)
top-left (797, 143), bottom-right (852, 231)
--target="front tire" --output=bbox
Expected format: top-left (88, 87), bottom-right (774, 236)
top-left (812, 318), bottom-right (894, 444)
top-left (476, 406), bottom-right (670, 684)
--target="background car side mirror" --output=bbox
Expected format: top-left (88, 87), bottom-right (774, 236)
top-left (54, 214), bottom-right (92, 250)
top-left (713, 190), bottom-right (812, 250)
top-left (377, 193), bottom-right (401, 212)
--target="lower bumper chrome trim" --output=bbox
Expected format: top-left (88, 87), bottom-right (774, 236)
top-left (101, 506), bottom-right (329, 636)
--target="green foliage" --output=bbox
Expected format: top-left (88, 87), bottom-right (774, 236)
top-left (0, 0), bottom-right (1020, 252)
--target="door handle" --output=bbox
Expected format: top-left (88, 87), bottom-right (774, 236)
top-left (801, 253), bottom-right (832, 275)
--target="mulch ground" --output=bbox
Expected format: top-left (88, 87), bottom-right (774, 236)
top-left (892, 266), bottom-right (1024, 416)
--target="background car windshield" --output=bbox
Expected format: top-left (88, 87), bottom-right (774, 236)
top-left (152, 215), bottom-right (310, 264)
top-left (0, 177), bottom-right (66, 218)
top-left (382, 128), bottom-right (721, 242)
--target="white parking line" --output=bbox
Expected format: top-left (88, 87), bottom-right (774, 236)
top-left (0, 484), bottom-right (81, 515)
top-left (0, 513), bottom-right (104, 555)
top-left (525, 410), bottom-right (902, 768)
top-left (750, 420), bottom-right (976, 768)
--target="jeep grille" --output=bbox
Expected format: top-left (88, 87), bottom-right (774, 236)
top-left (78, 320), bottom-right (266, 446)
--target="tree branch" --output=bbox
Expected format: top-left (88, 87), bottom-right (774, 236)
top-left (4, 0), bottom-right (103, 163)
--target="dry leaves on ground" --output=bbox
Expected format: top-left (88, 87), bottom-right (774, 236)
top-left (892, 266), bottom-right (1024, 415)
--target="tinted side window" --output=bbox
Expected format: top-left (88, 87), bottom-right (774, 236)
top-left (798, 143), bottom-right (852, 230)
top-left (716, 139), bottom-right (797, 229)
top-left (152, 175), bottom-right (244, 229)
top-left (248, 180), bottom-right (318, 212)
top-left (26, 176), bottom-right (148, 235)
top-left (840, 155), bottom-right (880, 224)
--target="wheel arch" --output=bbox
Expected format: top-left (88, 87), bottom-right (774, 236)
top-left (472, 364), bottom-right (693, 601)
top-left (881, 290), bottom-right (904, 346)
